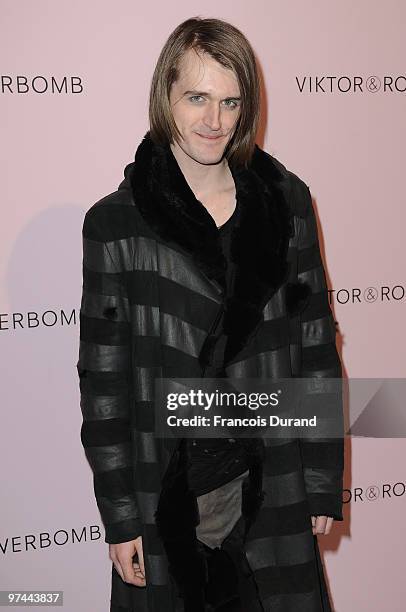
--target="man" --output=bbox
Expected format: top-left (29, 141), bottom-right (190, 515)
top-left (77, 16), bottom-right (344, 612)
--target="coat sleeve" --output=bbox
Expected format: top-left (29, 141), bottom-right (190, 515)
top-left (76, 207), bottom-right (142, 544)
top-left (296, 184), bottom-right (344, 521)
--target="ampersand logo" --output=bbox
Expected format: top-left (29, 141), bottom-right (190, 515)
top-left (365, 485), bottom-right (380, 501)
top-left (364, 287), bottom-right (378, 302)
top-left (366, 76), bottom-right (381, 92)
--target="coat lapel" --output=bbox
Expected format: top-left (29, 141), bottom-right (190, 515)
top-left (122, 131), bottom-right (310, 367)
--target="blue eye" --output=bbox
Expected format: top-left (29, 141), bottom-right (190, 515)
top-left (188, 96), bottom-right (240, 109)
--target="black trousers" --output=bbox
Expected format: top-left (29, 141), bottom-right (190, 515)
top-left (172, 516), bottom-right (263, 612)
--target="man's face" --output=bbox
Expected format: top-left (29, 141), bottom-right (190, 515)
top-left (169, 48), bottom-right (242, 166)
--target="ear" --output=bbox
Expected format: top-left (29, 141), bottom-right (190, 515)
top-left (285, 280), bottom-right (312, 316)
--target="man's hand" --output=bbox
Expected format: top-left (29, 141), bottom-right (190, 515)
top-left (109, 536), bottom-right (146, 587)
top-left (311, 515), bottom-right (334, 535)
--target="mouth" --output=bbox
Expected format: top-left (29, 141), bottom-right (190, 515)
top-left (195, 133), bottom-right (224, 141)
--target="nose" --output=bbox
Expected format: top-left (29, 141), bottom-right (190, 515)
top-left (202, 102), bottom-right (221, 131)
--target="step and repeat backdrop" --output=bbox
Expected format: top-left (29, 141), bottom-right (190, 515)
top-left (1, 1), bottom-right (405, 610)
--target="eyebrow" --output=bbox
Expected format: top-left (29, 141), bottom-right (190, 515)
top-left (183, 89), bottom-right (241, 101)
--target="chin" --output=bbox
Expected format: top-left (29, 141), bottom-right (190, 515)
top-left (189, 143), bottom-right (227, 165)
top-left (196, 152), bottom-right (224, 165)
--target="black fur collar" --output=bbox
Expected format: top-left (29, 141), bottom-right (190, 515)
top-left (120, 131), bottom-right (310, 367)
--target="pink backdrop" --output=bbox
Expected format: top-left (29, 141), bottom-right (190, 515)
top-left (1, 1), bottom-right (405, 610)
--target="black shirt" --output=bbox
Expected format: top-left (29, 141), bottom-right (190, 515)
top-left (187, 196), bottom-right (251, 496)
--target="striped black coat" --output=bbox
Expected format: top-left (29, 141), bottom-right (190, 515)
top-left (77, 132), bottom-right (344, 612)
